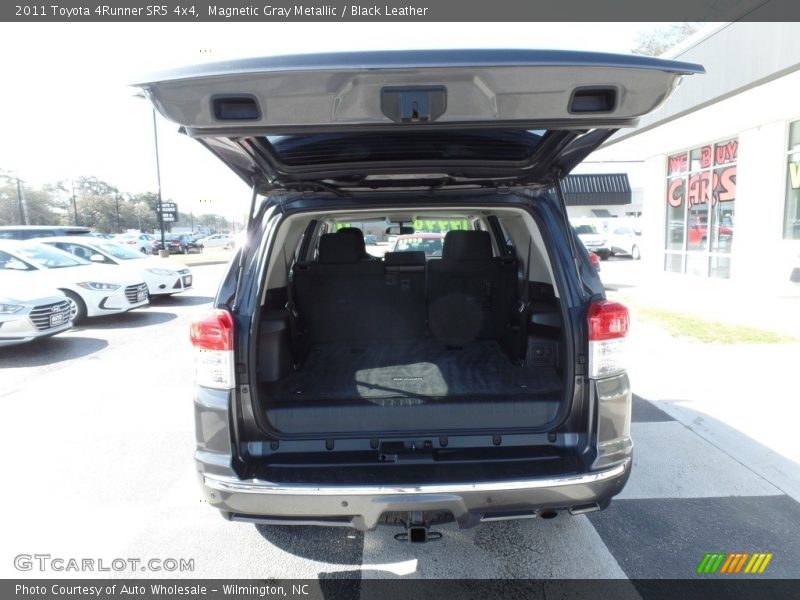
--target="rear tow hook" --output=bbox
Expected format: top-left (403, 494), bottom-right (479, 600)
top-left (393, 511), bottom-right (442, 543)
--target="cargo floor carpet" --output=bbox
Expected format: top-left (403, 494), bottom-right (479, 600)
top-left (263, 340), bottom-right (563, 434)
top-left (268, 339), bottom-right (561, 404)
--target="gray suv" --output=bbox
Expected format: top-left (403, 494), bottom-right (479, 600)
top-left (138, 50), bottom-right (702, 541)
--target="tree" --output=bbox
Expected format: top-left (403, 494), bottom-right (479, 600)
top-left (632, 23), bottom-right (701, 57)
top-left (0, 177), bottom-right (59, 226)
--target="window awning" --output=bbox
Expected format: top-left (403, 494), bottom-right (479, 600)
top-left (563, 173), bottom-right (631, 206)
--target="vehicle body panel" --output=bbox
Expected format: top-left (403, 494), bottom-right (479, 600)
top-left (135, 50), bottom-right (703, 192)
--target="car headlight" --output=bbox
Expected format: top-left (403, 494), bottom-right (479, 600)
top-left (0, 304), bottom-right (24, 314)
top-left (76, 282), bottom-right (121, 291)
top-left (146, 268), bottom-right (175, 276)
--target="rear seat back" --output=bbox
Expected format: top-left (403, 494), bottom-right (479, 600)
top-left (293, 233), bottom-right (384, 343)
top-left (381, 251), bottom-right (427, 339)
top-left (427, 230), bottom-right (517, 345)
top-left (293, 230), bottom-right (516, 347)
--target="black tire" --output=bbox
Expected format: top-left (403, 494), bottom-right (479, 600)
top-left (63, 290), bottom-right (87, 324)
top-left (631, 245), bottom-right (641, 260)
top-left (598, 250), bottom-right (611, 261)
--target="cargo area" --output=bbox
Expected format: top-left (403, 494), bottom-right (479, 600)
top-left (254, 219), bottom-right (568, 437)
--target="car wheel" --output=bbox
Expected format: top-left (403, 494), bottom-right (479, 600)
top-left (63, 290), bottom-right (87, 324)
top-left (598, 250), bottom-right (611, 261)
top-left (140, 247), bottom-right (147, 254)
top-left (631, 245), bottom-right (641, 260)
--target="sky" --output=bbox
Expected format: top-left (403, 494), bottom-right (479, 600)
top-left (0, 22), bottom-right (668, 220)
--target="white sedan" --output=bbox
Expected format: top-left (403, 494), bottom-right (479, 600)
top-left (40, 236), bottom-right (193, 297)
top-left (197, 233), bottom-right (235, 249)
top-left (0, 240), bottom-right (148, 323)
top-left (0, 271), bottom-right (72, 346)
top-left (114, 232), bottom-right (155, 254)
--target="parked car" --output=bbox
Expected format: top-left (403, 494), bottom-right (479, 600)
top-left (0, 271), bottom-right (72, 346)
top-left (364, 234), bottom-right (378, 245)
top-left (607, 225), bottom-right (642, 260)
top-left (137, 49), bottom-right (702, 539)
top-left (39, 237), bottom-right (193, 297)
top-left (0, 240), bottom-right (148, 322)
top-left (589, 251), bottom-right (601, 272)
top-left (572, 223), bottom-right (611, 260)
top-left (687, 215), bottom-right (733, 249)
top-left (152, 234), bottom-right (202, 254)
top-left (197, 233), bottom-right (235, 249)
top-left (390, 232), bottom-right (446, 257)
top-left (114, 232), bottom-right (156, 254)
top-left (0, 225), bottom-right (92, 240)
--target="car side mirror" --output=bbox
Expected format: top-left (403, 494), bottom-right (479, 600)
top-left (90, 254), bottom-right (106, 263)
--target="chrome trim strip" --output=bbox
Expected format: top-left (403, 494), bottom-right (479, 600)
top-left (203, 460), bottom-right (628, 496)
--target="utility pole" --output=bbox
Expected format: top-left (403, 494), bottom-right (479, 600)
top-left (114, 189), bottom-right (121, 233)
top-left (71, 181), bottom-right (79, 225)
top-left (152, 108), bottom-right (167, 257)
top-left (15, 177), bottom-right (29, 225)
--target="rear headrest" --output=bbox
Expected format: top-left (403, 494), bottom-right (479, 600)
top-left (384, 251), bottom-right (426, 267)
top-left (442, 230), bottom-right (493, 261)
top-left (318, 233), bottom-right (361, 264)
top-left (337, 227), bottom-right (368, 258)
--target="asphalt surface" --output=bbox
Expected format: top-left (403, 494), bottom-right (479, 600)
top-left (1, 260), bottom-right (799, 585)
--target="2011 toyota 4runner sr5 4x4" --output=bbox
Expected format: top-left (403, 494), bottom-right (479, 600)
top-left (137, 50), bottom-right (703, 541)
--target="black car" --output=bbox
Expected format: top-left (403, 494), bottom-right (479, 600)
top-left (152, 234), bottom-right (202, 254)
top-left (138, 49), bottom-right (703, 541)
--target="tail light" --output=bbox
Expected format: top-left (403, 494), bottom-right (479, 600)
top-left (587, 300), bottom-right (629, 378)
top-left (190, 309), bottom-right (234, 389)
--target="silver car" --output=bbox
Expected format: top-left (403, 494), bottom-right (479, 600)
top-left (0, 271), bottom-right (72, 346)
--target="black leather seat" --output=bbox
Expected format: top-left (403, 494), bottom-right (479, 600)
top-left (293, 233), bottom-right (384, 343)
top-left (427, 231), bottom-right (517, 345)
top-left (336, 227), bottom-right (377, 260)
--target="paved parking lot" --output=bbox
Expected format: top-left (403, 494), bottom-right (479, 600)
top-left (1, 260), bottom-right (799, 583)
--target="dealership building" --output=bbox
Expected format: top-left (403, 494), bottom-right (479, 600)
top-left (582, 22), bottom-right (800, 291)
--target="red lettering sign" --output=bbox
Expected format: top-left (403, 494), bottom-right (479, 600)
top-left (687, 171), bottom-right (712, 206)
top-left (668, 153), bottom-right (687, 175)
top-left (714, 140), bottom-right (738, 165)
top-left (700, 145), bottom-right (712, 169)
top-left (713, 166), bottom-right (736, 204)
top-left (667, 178), bottom-right (685, 208)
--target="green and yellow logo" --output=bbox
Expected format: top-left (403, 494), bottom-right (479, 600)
top-left (696, 552), bottom-right (773, 575)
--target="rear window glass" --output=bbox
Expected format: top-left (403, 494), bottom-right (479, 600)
top-left (265, 130), bottom-right (547, 166)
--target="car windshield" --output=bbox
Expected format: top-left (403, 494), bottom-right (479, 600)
top-left (574, 224), bottom-right (599, 235)
top-left (395, 236), bottom-right (445, 256)
top-left (15, 243), bottom-right (87, 269)
top-left (94, 242), bottom-right (146, 260)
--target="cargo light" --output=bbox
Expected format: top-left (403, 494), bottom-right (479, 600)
top-left (190, 309), bottom-right (234, 389)
top-left (587, 300), bottom-right (629, 378)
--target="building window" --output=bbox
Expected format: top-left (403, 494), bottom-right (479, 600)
top-left (664, 138), bottom-right (737, 278)
top-left (785, 121), bottom-right (800, 240)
